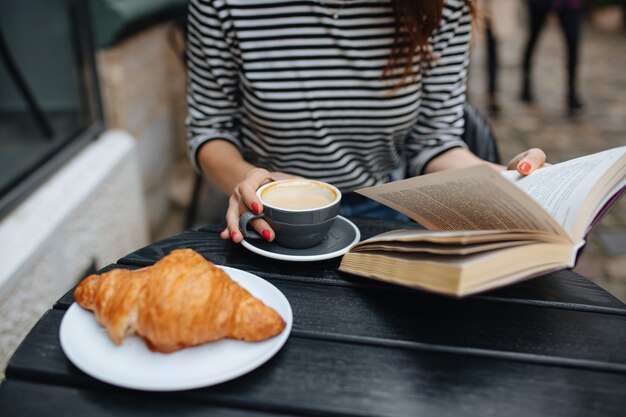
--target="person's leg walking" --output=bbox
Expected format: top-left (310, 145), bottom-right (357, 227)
top-left (486, 19), bottom-right (500, 115)
top-left (521, 0), bottom-right (551, 102)
top-left (555, 6), bottom-right (583, 112)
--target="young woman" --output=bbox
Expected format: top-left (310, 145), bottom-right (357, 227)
top-left (185, 0), bottom-right (547, 243)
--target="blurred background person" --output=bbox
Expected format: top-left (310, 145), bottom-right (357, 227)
top-left (484, 4), bottom-right (500, 116)
top-left (479, 0), bottom-right (500, 116)
top-left (520, 0), bottom-right (585, 114)
top-left (479, 0), bottom-right (518, 117)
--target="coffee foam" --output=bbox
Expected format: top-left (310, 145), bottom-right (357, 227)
top-left (261, 180), bottom-right (338, 210)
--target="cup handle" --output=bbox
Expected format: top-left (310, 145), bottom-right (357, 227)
top-left (238, 211), bottom-right (265, 240)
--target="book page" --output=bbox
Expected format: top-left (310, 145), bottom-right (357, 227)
top-left (357, 229), bottom-right (566, 245)
top-left (354, 240), bottom-right (535, 256)
top-left (357, 164), bottom-right (569, 239)
top-left (501, 146), bottom-right (626, 240)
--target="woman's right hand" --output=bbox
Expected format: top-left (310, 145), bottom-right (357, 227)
top-left (220, 168), bottom-right (299, 244)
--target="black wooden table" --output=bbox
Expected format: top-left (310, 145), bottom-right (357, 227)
top-left (2, 217), bottom-right (626, 416)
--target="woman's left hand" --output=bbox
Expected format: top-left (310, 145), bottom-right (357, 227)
top-left (506, 148), bottom-right (548, 176)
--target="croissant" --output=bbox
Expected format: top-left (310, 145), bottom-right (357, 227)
top-left (74, 249), bottom-right (286, 353)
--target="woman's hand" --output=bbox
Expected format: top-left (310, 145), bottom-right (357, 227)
top-left (425, 147), bottom-right (549, 175)
top-left (195, 140), bottom-right (299, 244)
top-left (219, 168), bottom-right (299, 244)
top-left (506, 148), bottom-right (548, 175)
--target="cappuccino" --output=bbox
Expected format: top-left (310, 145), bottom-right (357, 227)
top-left (240, 179), bottom-right (342, 248)
top-left (261, 180), bottom-right (337, 210)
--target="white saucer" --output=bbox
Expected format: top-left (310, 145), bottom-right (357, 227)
top-left (60, 266), bottom-right (292, 391)
top-left (240, 216), bottom-right (360, 262)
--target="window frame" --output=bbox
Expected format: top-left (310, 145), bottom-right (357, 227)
top-left (0, 0), bottom-right (104, 219)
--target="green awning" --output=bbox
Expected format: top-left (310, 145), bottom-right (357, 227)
top-left (89, 0), bottom-right (188, 48)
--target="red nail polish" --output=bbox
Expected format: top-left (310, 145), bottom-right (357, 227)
top-left (231, 231), bottom-right (237, 240)
top-left (262, 230), bottom-right (271, 241)
top-left (519, 162), bottom-right (531, 174)
top-left (251, 202), bottom-right (260, 214)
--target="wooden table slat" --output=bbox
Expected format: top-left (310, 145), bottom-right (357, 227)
top-left (5, 310), bottom-right (626, 417)
top-left (50, 277), bottom-right (626, 371)
top-left (0, 380), bottom-right (301, 417)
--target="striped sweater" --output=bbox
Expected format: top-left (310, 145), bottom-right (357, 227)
top-left (186, 0), bottom-right (471, 192)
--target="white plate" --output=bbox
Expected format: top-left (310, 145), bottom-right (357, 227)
top-left (240, 215), bottom-right (361, 262)
top-left (60, 266), bottom-right (292, 391)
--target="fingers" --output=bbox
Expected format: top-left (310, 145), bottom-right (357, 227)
top-left (221, 168), bottom-right (278, 243)
top-left (507, 148), bottom-right (547, 176)
top-left (250, 217), bottom-right (274, 242)
top-left (222, 195), bottom-right (244, 243)
top-left (239, 180), bottom-right (263, 216)
top-left (242, 168), bottom-right (277, 214)
top-left (221, 195), bottom-right (275, 243)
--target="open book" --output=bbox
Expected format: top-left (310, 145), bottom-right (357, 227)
top-left (338, 146), bottom-right (626, 297)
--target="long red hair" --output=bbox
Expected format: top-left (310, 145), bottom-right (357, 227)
top-left (384, 0), bottom-right (476, 86)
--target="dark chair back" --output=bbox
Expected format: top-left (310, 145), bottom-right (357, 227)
top-left (462, 103), bottom-right (501, 164)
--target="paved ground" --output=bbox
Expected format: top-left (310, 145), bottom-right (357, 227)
top-left (468, 14), bottom-right (626, 301)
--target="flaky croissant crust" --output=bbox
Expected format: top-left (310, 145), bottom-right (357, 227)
top-left (74, 249), bottom-right (286, 353)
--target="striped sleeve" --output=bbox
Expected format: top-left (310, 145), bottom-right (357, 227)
top-left (406, 0), bottom-right (472, 176)
top-left (185, 0), bottom-right (242, 174)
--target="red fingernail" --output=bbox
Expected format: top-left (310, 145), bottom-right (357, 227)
top-left (519, 162), bottom-right (531, 174)
top-left (231, 231), bottom-right (237, 240)
top-left (262, 230), bottom-right (271, 241)
top-left (251, 202), bottom-right (260, 214)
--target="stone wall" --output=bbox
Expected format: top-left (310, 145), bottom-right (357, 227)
top-left (0, 131), bottom-right (149, 378)
top-left (97, 21), bottom-right (190, 237)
